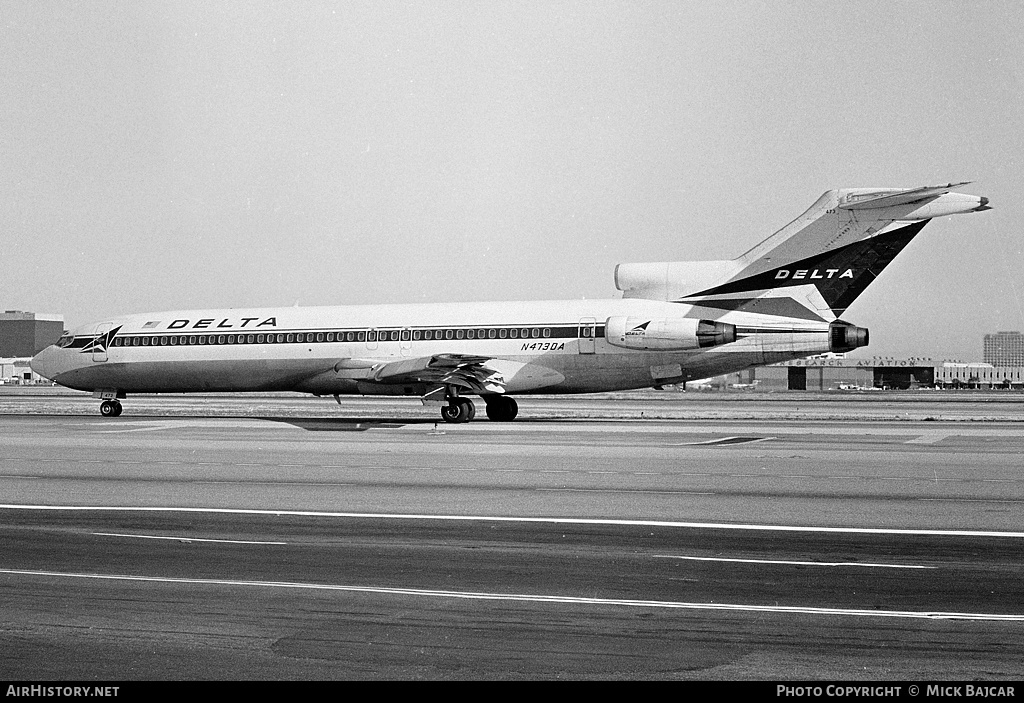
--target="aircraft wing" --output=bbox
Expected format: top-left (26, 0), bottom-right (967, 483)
top-left (336, 354), bottom-right (507, 394)
top-left (838, 182), bottom-right (972, 210)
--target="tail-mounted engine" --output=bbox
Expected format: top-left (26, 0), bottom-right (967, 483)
top-left (605, 317), bottom-right (736, 351)
top-left (829, 321), bottom-right (869, 352)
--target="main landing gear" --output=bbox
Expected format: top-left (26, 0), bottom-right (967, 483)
top-left (99, 400), bottom-right (123, 417)
top-left (484, 395), bottom-right (518, 422)
top-left (438, 393), bottom-right (519, 423)
top-left (440, 398), bottom-right (475, 424)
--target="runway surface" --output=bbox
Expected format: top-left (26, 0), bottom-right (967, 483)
top-left (1, 392), bottom-right (1023, 679)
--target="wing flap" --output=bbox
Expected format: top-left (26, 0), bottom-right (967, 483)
top-left (355, 354), bottom-right (507, 394)
top-left (334, 354), bottom-right (565, 395)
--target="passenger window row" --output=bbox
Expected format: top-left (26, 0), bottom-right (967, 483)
top-left (107, 325), bottom-right (603, 348)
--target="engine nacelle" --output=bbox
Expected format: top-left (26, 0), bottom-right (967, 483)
top-left (605, 317), bottom-right (736, 351)
top-left (830, 321), bottom-right (869, 352)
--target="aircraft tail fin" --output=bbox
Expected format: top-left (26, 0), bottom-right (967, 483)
top-left (616, 183), bottom-right (988, 319)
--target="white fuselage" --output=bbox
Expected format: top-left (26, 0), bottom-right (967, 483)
top-left (31, 297), bottom-right (835, 397)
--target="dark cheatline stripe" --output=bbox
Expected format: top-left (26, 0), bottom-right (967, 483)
top-left (78, 324), bottom-right (608, 350)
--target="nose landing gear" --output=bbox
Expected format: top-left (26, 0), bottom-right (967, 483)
top-left (99, 400), bottom-right (123, 417)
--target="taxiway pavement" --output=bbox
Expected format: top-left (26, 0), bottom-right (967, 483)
top-left (1, 395), bottom-right (1022, 679)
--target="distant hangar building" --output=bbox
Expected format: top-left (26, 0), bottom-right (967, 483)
top-left (726, 356), bottom-right (1024, 391)
top-left (0, 311), bottom-right (64, 357)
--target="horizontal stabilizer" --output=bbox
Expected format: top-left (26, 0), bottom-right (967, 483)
top-left (838, 182), bottom-right (972, 209)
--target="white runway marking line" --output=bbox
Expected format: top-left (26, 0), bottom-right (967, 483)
top-left (906, 433), bottom-right (953, 444)
top-left (670, 436), bottom-right (775, 446)
top-left (920, 498), bottom-right (1024, 504)
top-left (192, 480), bottom-right (352, 487)
top-left (78, 419), bottom-right (305, 434)
top-left (0, 568), bottom-right (1018, 622)
top-left (6, 504), bottom-right (1024, 538)
top-left (652, 555), bottom-right (935, 569)
top-left (92, 532), bottom-right (287, 545)
top-left (535, 488), bottom-right (716, 496)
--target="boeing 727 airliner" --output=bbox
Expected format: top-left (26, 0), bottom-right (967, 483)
top-left (31, 183), bottom-right (989, 422)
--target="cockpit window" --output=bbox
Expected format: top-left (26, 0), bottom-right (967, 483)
top-left (56, 334), bottom-right (74, 348)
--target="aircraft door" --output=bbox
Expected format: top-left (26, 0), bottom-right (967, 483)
top-left (366, 329), bottom-right (378, 351)
top-left (400, 328), bottom-right (412, 357)
top-left (578, 317), bottom-right (596, 354)
top-left (92, 323), bottom-right (111, 362)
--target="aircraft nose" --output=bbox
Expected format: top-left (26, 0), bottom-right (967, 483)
top-left (30, 345), bottom-right (63, 382)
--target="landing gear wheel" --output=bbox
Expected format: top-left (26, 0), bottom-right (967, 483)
top-left (440, 399), bottom-right (474, 424)
top-left (99, 400), bottom-right (122, 417)
top-left (485, 396), bottom-right (518, 422)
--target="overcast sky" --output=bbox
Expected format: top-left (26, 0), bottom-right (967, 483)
top-left (3, 1), bottom-right (1023, 361)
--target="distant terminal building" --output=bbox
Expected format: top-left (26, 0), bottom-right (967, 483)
top-left (983, 331), bottom-right (1024, 367)
top-left (0, 358), bottom-right (42, 384)
top-left (0, 310), bottom-right (64, 358)
top-left (719, 355), bottom-right (1024, 391)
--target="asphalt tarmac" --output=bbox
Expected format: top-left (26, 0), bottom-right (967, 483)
top-left (1, 392), bottom-right (1023, 679)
